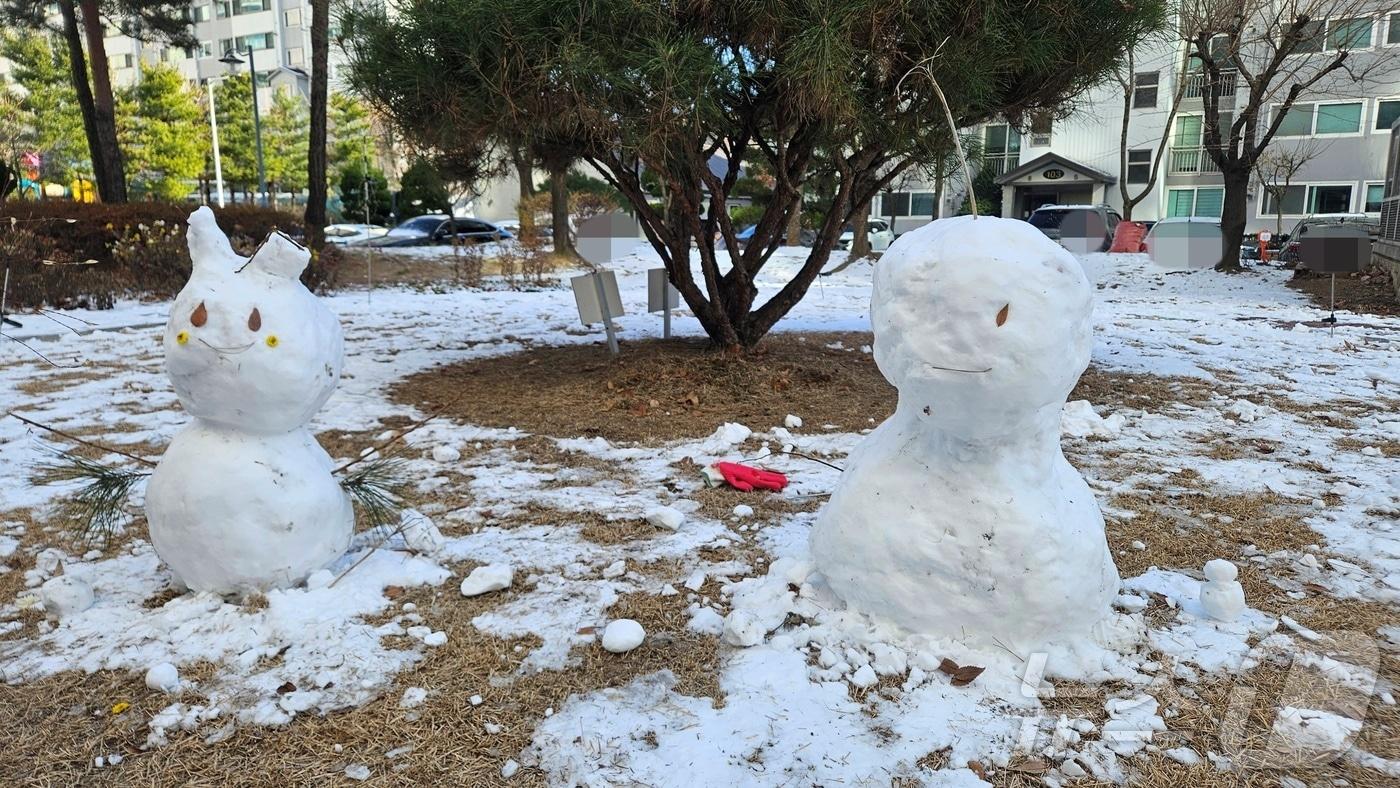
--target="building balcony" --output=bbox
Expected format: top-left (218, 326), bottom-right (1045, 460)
top-left (1168, 146), bottom-right (1222, 175)
top-left (1184, 69), bottom-right (1237, 102)
top-left (982, 153), bottom-right (1019, 177)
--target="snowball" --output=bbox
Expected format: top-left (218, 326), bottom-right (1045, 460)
top-left (460, 564), bottom-right (514, 597)
top-left (645, 506), bottom-right (684, 531)
top-left (144, 662), bottom-right (180, 693)
top-left (399, 510), bottom-right (445, 555)
top-left (40, 575), bottom-right (94, 619)
top-left (469, 694), bottom-right (483, 706)
top-left (601, 619), bottom-right (645, 653)
top-left (501, 759), bottom-right (520, 779)
top-left (784, 414), bottom-right (803, 429)
top-left (431, 445), bottom-right (461, 463)
top-left (399, 687), bottom-right (428, 709)
top-left (731, 504), bottom-right (754, 519)
top-left (602, 560), bottom-right (626, 579)
top-left (423, 631), bottom-right (447, 647)
top-left (1203, 559), bottom-right (1237, 582)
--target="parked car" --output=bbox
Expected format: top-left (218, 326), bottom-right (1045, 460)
top-left (726, 224), bottom-right (815, 250)
top-left (1277, 214), bottom-right (1379, 266)
top-left (1027, 204), bottom-right (1122, 253)
top-left (1143, 216), bottom-right (1223, 270)
top-left (363, 215), bottom-right (514, 247)
top-left (1239, 231), bottom-right (1288, 262)
top-left (836, 219), bottom-right (895, 251)
top-left (324, 223), bottom-right (388, 245)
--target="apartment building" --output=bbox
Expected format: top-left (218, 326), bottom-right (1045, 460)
top-left (876, 8), bottom-right (1400, 232)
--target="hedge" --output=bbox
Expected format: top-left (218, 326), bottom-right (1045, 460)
top-left (1, 200), bottom-right (341, 310)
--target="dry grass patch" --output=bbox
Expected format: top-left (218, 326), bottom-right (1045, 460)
top-left (1070, 368), bottom-right (1218, 413)
top-left (393, 331), bottom-right (895, 444)
top-left (1106, 491), bottom-right (1317, 580)
top-left (1334, 437), bottom-right (1400, 459)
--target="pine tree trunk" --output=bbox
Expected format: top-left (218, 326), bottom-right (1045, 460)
top-left (513, 147), bottom-right (534, 200)
top-left (1216, 169), bottom-right (1249, 272)
top-left (305, 0), bottom-right (330, 249)
top-left (549, 162), bottom-right (576, 258)
top-left (57, 0), bottom-right (107, 199)
top-left (76, 0), bottom-right (126, 202)
top-left (785, 192), bottom-right (802, 246)
top-left (849, 199), bottom-right (871, 258)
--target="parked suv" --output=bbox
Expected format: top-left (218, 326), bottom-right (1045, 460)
top-left (1278, 214), bottom-right (1379, 266)
top-left (1027, 204), bottom-right (1122, 253)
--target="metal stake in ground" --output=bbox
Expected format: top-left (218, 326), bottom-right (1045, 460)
top-left (592, 274), bottom-right (620, 355)
top-left (1, 266), bottom-right (18, 329)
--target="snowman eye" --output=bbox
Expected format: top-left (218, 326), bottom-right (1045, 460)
top-left (996, 304), bottom-right (1010, 327)
top-left (248, 308), bottom-right (262, 332)
top-left (191, 301), bottom-right (208, 327)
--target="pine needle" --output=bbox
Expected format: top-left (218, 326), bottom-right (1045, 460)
top-left (337, 455), bottom-right (407, 532)
top-left (35, 449), bottom-right (150, 546)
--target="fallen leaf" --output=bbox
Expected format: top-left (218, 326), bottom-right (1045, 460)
top-left (276, 681), bottom-right (296, 695)
top-left (950, 665), bottom-right (985, 687)
top-left (1304, 582), bottom-right (1329, 595)
top-left (111, 701), bottom-right (131, 715)
top-left (996, 303), bottom-right (1010, 326)
top-left (384, 585), bottom-right (404, 599)
top-left (967, 760), bottom-right (988, 780)
top-left (577, 626), bottom-right (596, 635)
top-left (937, 658), bottom-right (959, 674)
top-left (1011, 757), bottom-right (1049, 774)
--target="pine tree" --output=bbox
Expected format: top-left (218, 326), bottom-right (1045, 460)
top-left (117, 64), bottom-right (208, 201)
top-left (0, 32), bottom-right (90, 187)
top-left (344, 0), bottom-right (1167, 348)
top-left (328, 93), bottom-right (375, 177)
top-left (264, 88), bottom-right (310, 205)
top-left (211, 73), bottom-right (258, 201)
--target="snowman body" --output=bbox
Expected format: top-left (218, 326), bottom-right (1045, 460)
top-left (810, 216), bottom-right (1120, 654)
top-left (145, 207), bottom-right (352, 593)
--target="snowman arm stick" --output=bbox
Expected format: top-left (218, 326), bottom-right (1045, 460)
top-left (331, 398), bottom-right (460, 475)
top-left (7, 411), bottom-right (158, 468)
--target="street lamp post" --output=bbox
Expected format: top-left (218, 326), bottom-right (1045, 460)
top-left (206, 78), bottom-right (226, 208)
top-left (219, 47), bottom-right (268, 207)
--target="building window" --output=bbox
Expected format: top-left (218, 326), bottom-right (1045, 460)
top-left (1308, 184), bottom-right (1352, 213)
top-left (1327, 17), bottom-right (1372, 49)
top-left (287, 47), bottom-right (305, 66)
top-left (910, 193), bottom-right (935, 216)
top-left (1276, 102), bottom-right (1363, 136)
top-left (222, 33), bottom-right (276, 53)
top-left (187, 40), bottom-right (214, 58)
top-left (236, 0), bottom-right (272, 13)
top-left (1389, 13), bottom-right (1400, 45)
top-left (1377, 99), bottom-right (1400, 131)
top-left (1127, 150), bottom-right (1151, 183)
top-left (1262, 184), bottom-right (1307, 215)
top-left (285, 8), bottom-right (302, 26)
top-left (982, 124), bottom-right (1021, 176)
top-left (1365, 183), bottom-right (1384, 212)
top-left (883, 192), bottom-right (910, 217)
top-left (216, 1), bottom-right (230, 17)
top-left (186, 4), bottom-right (211, 22)
top-left (1030, 112), bottom-right (1052, 146)
top-left (110, 53), bottom-right (133, 69)
top-left (1187, 34), bottom-right (1236, 70)
top-left (1132, 71), bottom-right (1159, 108)
top-left (1166, 187), bottom-right (1223, 218)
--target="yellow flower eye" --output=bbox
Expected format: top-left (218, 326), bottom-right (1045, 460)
top-left (265, 335), bottom-right (279, 348)
top-left (176, 331), bottom-right (189, 345)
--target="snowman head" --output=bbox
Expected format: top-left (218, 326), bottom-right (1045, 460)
top-left (871, 216), bottom-right (1093, 436)
top-left (164, 207), bottom-right (343, 434)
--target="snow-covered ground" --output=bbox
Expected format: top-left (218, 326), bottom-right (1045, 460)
top-left (1, 241), bottom-right (1398, 784)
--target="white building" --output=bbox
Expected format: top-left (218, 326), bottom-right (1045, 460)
top-left (876, 9), bottom-right (1400, 232)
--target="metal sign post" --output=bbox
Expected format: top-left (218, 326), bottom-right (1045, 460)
top-left (647, 267), bottom-right (680, 339)
top-left (571, 270), bottom-right (624, 355)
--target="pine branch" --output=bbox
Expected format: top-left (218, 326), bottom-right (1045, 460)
top-left (35, 449), bottom-right (149, 545)
top-left (337, 455), bottom-right (407, 532)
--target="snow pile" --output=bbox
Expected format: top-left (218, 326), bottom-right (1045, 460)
top-left (1061, 400), bottom-right (1126, 439)
top-left (460, 564), bottom-right (514, 596)
top-left (810, 216), bottom-right (1121, 655)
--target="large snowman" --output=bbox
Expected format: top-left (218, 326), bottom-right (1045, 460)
top-left (810, 215), bottom-right (1120, 654)
top-left (145, 207), bottom-right (352, 593)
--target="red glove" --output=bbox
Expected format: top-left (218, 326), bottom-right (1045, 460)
top-left (715, 462), bottom-right (788, 492)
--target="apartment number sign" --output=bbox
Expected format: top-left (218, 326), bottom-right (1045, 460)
top-left (1042, 168), bottom-right (1065, 180)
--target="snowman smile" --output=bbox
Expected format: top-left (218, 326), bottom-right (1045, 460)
top-left (921, 361), bottom-right (992, 375)
top-left (198, 338), bottom-right (256, 356)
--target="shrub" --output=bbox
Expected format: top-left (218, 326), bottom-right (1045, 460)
top-left (397, 160), bottom-right (451, 219)
top-left (0, 200), bottom-right (336, 309)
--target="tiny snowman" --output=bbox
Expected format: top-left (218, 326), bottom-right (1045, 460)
top-left (144, 208), bottom-right (352, 593)
top-left (810, 215), bottom-right (1120, 654)
top-left (1199, 559), bottom-right (1246, 622)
